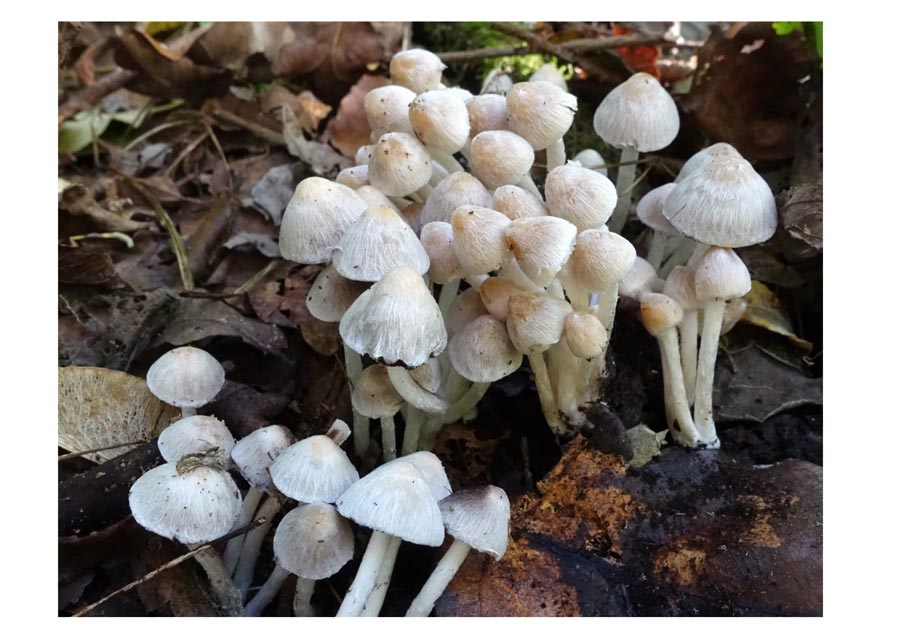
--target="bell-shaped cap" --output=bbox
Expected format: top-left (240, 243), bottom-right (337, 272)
top-left (411, 359), bottom-right (442, 394)
top-left (675, 142), bottom-right (740, 183)
top-left (479, 277), bottom-right (522, 321)
top-left (356, 185), bottom-right (402, 213)
top-left (410, 90), bottom-right (470, 154)
top-left (274, 503), bottom-right (355, 579)
top-left (636, 183), bottom-right (680, 235)
top-left (694, 247), bottom-right (751, 302)
top-left (336, 460), bottom-right (445, 546)
top-left (467, 94), bottom-right (507, 137)
top-left (564, 312), bottom-right (608, 359)
top-left (469, 131), bottom-right (534, 190)
top-left (420, 171), bottom-right (493, 226)
top-left (529, 64), bottom-right (567, 91)
top-left (333, 205), bottom-right (430, 282)
top-left (231, 425), bottom-right (295, 493)
top-left (158, 415), bottom-right (234, 466)
top-left (279, 177), bottom-right (369, 264)
top-left (572, 149), bottom-right (607, 176)
top-left (390, 49), bottom-right (446, 94)
top-left (269, 435), bottom-right (360, 503)
top-left (340, 266), bottom-right (447, 368)
top-left (567, 228), bottom-right (636, 292)
top-left (129, 462), bottom-right (241, 544)
top-left (592, 73), bottom-right (679, 152)
top-left (619, 256), bottom-right (658, 300)
top-left (662, 266), bottom-right (699, 312)
top-left (663, 151), bottom-right (777, 247)
top-left (492, 185), bottom-right (547, 220)
top-left (506, 81), bottom-right (577, 150)
top-left (352, 364), bottom-right (404, 419)
top-left (325, 418), bottom-right (351, 447)
top-left (439, 485), bottom-right (510, 559)
top-left (446, 287), bottom-right (488, 336)
top-left (506, 292), bottom-right (572, 354)
top-left (640, 293), bottom-right (684, 337)
top-left (421, 221), bottom-right (463, 284)
top-left (146, 346), bottom-right (225, 409)
top-left (307, 263), bottom-right (370, 323)
top-left (387, 451), bottom-right (452, 501)
top-left (335, 165), bottom-right (369, 190)
top-left (364, 85), bottom-right (416, 138)
top-left (545, 165), bottom-right (617, 232)
top-left (450, 315), bottom-right (522, 383)
top-left (355, 144), bottom-right (374, 165)
top-left (451, 206), bottom-right (511, 276)
top-left (506, 216), bottom-right (577, 287)
top-left (368, 132), bottom-right (433, 197)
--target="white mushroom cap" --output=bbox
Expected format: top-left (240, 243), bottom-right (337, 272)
top-left (529, 63), bottom-right (567, 91)
top-left (325, 418), bottom-right (352, 447)
top-left (368, 132), bottom-right (433, 197)
top-left (230, 425), bottom-right (295, 493)
top-left (339, 266), bottom-right (448, 368)
top-left (333, 205), bottom-right (430, 282)
top-left (479, 276), bottom-right (523, 321)
top-left (335, 165), bottom-right (369, 190)
top-left (158, 415), bottom-right (234, 466)
top-left (545, 165), bottom-right (618, 232)
top-left (355, 185), bottom-right (401, 213)
top-left (274, 503), bottom-right (355, 579)
top-left (443, 86), bottom-right (474, 102)
top-left (336, 460), bottom-right (445, 546)
top-left (567, 228), bottom-right (637, 292)
top-left (663, 151), bottom-right (777, 247)
top-left (410, 90), bottom-right (471, 154)
top-left (619, 256), bottom-right (658, 300)
top-left (129, 462), bottom-right (242, 544)
top-left (420, 171), bottom-right (493, 226)
top-left (694, 247), bottom-right (752, 302)
top-left (564, 312), bottom-right (608, 360)
top-left (506, 81), bottom-right (577, 150)
top-left (640, 293), bottom-right (684, 337)
top-left (352, 364), bottom-right (404, 419)
top-left (506, 216), bottom-right (577, 287)
top-left (492, 185), bottom-right (547, 220)
top-left (420, 221), bottom-right (463, 284)
top-left (411, 359), bottom-right (442, 394)
top-left (675, 142), bottom-right (740, 183)
top-left (390, 49), bottom-right (446, 94)
top-left (364, 85), bottom-right (416, 138)
top-left (592, 72), bottom-right (680, 152)
top-left (439, 485), bottom-right (510, 559)
top-left (388, 451), bottom-right (452, 500)
top-left (506, 292), bottom-right (572, 354)
top-left (450, 315), bottom-right (522, 383)
top-left (466, 94), bottom-right (508, 137)
top-left (146, 346), bottom-right (225, 409)
top-left (307, 263), bottom-right (370, 323)
top-left (269, 435), bottom-right (360, 503)
top-left (451, 206), bottom-right (511, 276)
top-left (446, 287), bottom-right (488, 336)
top-left (469, 130), bottom-right (535, 190)
top-left (636, 184), bottom-right (679, 237)
top-left (355, 145), bottom-right (374, 166)
top-left (662, 266), bottom-right (699, 311)
top-left (572, 149), bottom-right (608, 176)
top-left (279, 177), bottom-right (369, 265)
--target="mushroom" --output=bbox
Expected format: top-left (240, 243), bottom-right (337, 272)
top-left (506, 80), bottom-right (577, 171)
top-left (544, 164), bottom-right (617, 233)
top-left (636, 183), bottom-right (681, 270)
top-left (146, 346), bottom-right (225, 417)
top-left (492, 184), bottom-right (548, 220)
top-left (409, 89), bottom-right (470, 173)
top-left (390, 49), bottom-right (446, 94)
top-left (352, 364), bottom-right (404, 461)
top-left (662, 266), bottom-right (700, 403)
top-left (367, 132), bottom-right (434, 200)
top-left (468, 130), bottom-right (537, 194)
top-left (157, 414), bottom-right (234, 467)
top-left (363, 84), bottom-right (416, 138)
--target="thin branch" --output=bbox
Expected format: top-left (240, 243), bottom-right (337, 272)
top-left (490, 22), bottom-right (607, 78)
top-left (58, 439), bottom-right (150, 461)
top-left (58, 69), bottom-right (137, 126)
top-left (209, 103), bottom-right (285, 146)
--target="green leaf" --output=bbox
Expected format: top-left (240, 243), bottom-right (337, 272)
top-left (772, 21), bottom-right (804, 36)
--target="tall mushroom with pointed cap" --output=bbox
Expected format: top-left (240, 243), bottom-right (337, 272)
top-left (593, 73), bottom-right (680, 233)
top-left (409, 89), bottom-right (470, 173)
top-left (146, 346), bottom-right (225, 417)
top-left (505, 216), bottom-right (577, 288)
top-left (364, 84), bottom-right (416, 138)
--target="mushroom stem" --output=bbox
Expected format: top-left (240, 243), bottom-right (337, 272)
top-left (659, 237), bottom-right (696, 278)
top-left (551, 341), bottom-right (581, 423)
top-left (336, 530), bottom-right (393, 616)
top-left (430, 149), bottom-right (465, 173)
top-left (656, 328), bottom-right (701, 447)
top-left (646, 231), bottom-right (668, 271)
top-left (223, 486), bottom-right (263, 575)
top-left (517, 175), bottom-right (543, 200)
top-left (387, 366), bottom-right (449, 414)
top-left (242, 564), bottom-right (289, 616)
top-left (680, 309), bottom-right (699, 404)
top-left (181, 406), bottom-right (197, 417)
top-left (293, 577), bottom-right (316, 617)
top-left (233, 495), bottom-right (283, 598)
top-left (405, 538), bottom-right (471, 617)
top-left (344, 345), bottom-right (370, 459)
top-left (380, 415), bottom-right (397, 461)
top-left (360, 535), bottom-right (402, 616)
top-left (608, 146), bottom-right (639, 233)
top-left (401, 407), bottom-right (425, 456)
top-left (693, 299), bottom-right (726, 447)
top-left (438, 279), bottom-right (460, 317)
top-left (189, 545), bottom-right (244, 616)
top-left (500, 255), bottom-right (543, 293)
top-left (529, 352), bottom-right (563, 432)
top-left (596, 283), bottom-right (619, 333)
top-left (546, 138), bottom-right (566, 171)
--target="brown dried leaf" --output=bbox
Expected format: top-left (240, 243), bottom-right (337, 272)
top-left (323, 74), bottom-right (390, 158)
top-left (740, 281), bottom-right (813, 352)
top-left (206, 380), bottom-right (291, 439)
top-left (777, 180), bottom-right (823, 260)
top-left (59, 184), bottom-right (151, 233)
top-left (59, 245), bottom-right (124, 288)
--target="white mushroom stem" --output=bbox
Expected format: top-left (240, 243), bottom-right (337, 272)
top-left (608, 146), bottom-right (639, 233)
top-left (381, 416), bottom-right (397, 461)
top-left (561, 278), bottom-right (590, 312)
top-left (550, 341), bottom-right (581, 423)
top-left (500, 255), bottom-right (543, 293)
top-left (430, 161), bottom-right (449, 184)
top-left (659, 237), bottom-right (696, 278)
top-left (596, 284), bottom-right (619, 333)
top-left (233, 495), bottom-right (283, 597)
top-left (188, 545), bottom-right (244, 616)
top-left (529, 352), bottom-right (563, 432)
top-left (646, 231), bottom-right (668, 271)
top-left (546, 138), bottom-right (566, 171)
top-left (387, 366), bottom-right (449, 414)
top-left (345, 345), bottom-right (370, 459)
top-left (680, 309), bottom-right (699, 404)
top-left (405, 538), bottom-right (471, 617)
top-left (360, 536), bottom-right (402, 616)
top-left (430, 149), bottom-right (465, 173)
top-left (293, 577), bottom-right (316, 617)
top-left (438, 279), bottom-right (460, 317)
top-left (401, 407), bottom-right (425, 456)
top-left (655, 328), bottom-right (701, 447)
top-left (243, 564), bottom-right (289, 616)
top-left (439, 381), bottom-right (490, 427)
top-left (693, 299), bottom-right (726, 447)
top-left (223, 486), bottom-right (264, 575)
top-left (336, 531), bottom-right (393, 616)
top-left (517, 175), bottom-right (543, 200)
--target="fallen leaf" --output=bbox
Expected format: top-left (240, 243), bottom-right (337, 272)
top-left (59, 245), bottom-right (124, 287)
top-left (777, 180), bottom-right (823, 260)
top-left (622, 423), bottom-right (667, 467)
top-left (323, 74), bottom-right (390, 158)
top-left (206, 380), bottom-right (292, 439)
top-left (740, 281), bottom-right (813, 352)
top-left (249, 164), bottom-right (296, 224)
top-left (611, 24), bottom-right (661, 77)
top-left (59, 183), bottom-right (152, 233)
top-left (738, 246), bottom-right (805, 288)
top-left (282, 109), bottom-right (351, 177)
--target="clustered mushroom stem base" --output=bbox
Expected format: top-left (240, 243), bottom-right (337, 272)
top-left (293, 577), bottom-right (316, 617)
top-left (693, 299), bottom-right (726, 447)
top-left (243, 564), bottom-right (289, 616)
top-left (336, 531), bottom-right (393, 616)
top-left (608, 146), bottom-right (639, 233)
top-left (188, 545), bottom-right (244, 616)
top-left (529, 352), bottom-right (563, 432)
top-left (656, 329), bottom-right (701, 447)
top-left (360, 535), bottom-right (402, 616)
top-left (233, 495), bottom-right (283, 598)
top-left (405, 538), bottom-right (471, 617)
top-left (223, 486), bottom-right (263, 575)
top-left (680, 310), bottom-right (699, 403)
top-left (380, 415), bottom-right (397, 461)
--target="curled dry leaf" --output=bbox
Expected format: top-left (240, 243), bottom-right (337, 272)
top-left (777, 181), bottom-right (823, 261)
top-left (59, 183), bottom-right (151, 233)
top-left (323, 74), bottom-right (390, 158)
top-left (740, 281), bottom-right (813, 353)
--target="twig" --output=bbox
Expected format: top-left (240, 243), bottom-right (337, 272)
top-left (209, 103), bottom-right (285, 146)
top-left (163, 130), bottom-right (210, 178)
top-left (122, 119), bottom-right (194, 151)
top-left (58, 69), bottom-right (137, 126)
top-left (58, 439), bottom-right (150, 461)
top-left (233, 259), bottom-right (281, 295)
top-left (490, 22), bottom-right (608, 79)
top-left (200, 119), bottom-right (233, 189)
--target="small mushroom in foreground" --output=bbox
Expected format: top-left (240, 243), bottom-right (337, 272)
top-left (146, 346), bottom-right (225, 417)
top-left (157, 414), bottom-right (234, 467)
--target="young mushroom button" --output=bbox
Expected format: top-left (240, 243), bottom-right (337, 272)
top-left (146, 346), bottom-right (225, 417)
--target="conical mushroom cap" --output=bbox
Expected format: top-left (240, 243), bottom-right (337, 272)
top-left (420, 171), bottom-right (493, 226)
top-left (506, 81), bottom-right (577, 150)
top-left (619, 257), bottom-right (658, 300)
top-left (231, 425), bottom-right (295, 492)
top-left (129, 462), bottom-right (242, 544)
top-left (269, 435), bottom-right (359, 503)
top-left (446, 287), bottom-right (488, 336)
top-left (390, 49), bottom-right (446, 93)
top-left (352, 364), bottom-right (404, 419)
top-left (662, 266), bottom-right (699, 311)
top-left (640, 293), bottom-right (684, 337)
top-left (492, 185), bottom-right (547, 220)
top-left (479, 276), bottom-right (523, 321)
top-left (592, 73), bottom-right (679, 152)
top-left (387, 451), bottom-right (452, 500)
top-left (306, 263), bottom-right (370, 323)
top-left (364, 85), bottom-right (416, 138)
top-left (339, 266), bottom-right (447, 368)
top-left (409, 90), bottom-right (470, 154)
top-left (335, 165), bottom-right (369, 190)
top-left (694, 247), bottom-right (752, 302)
top-left (545, 165), bottom-right (617, 232)
top-left (564, 312), bottom-right (608, 360)
top-left (467, 94), bottom-right (508, 137)
top-left (336, 460), bottom-right (445, 546)
top-left (636, 183), bottom-right (679, 235)
top-left (368, 132), bottom-right (433, 197)
top-left (356, 185), bottom-right (402, 213)
top-left (506, 216), bottom-right (577, 287)
top-left (274, 503), bottom-right (355, 579)
top-left (421, 221), bottom-right (463, 284)
top-left (158, 415), bottom-right (234, 466)
top-left (572, 149), bottom-right (607, 176)
top-left (146, 346), bottom-right (225, 409)
top-left (450, 315), bottom-right (522, 383)
top-left (529, 64), bottom-right (567, 91)
top-left (333, 205), bottom-right (430, 282)
top-left (451, 206), bottom-right (511, 276)
top-left (469, 130), bottom-right (535, 189)
top-left (506, 292), bottom-right (572, 354)
top-left (439, 485), bottom-right (510, 559)
top-left (411, 358), bottom-right (443, 394)
top-left (675, 142), bottom-right (740, 183)
top-left (567, 228), bottom-right (637, 292)
top-left (278, 177), bottom-right (368, 264)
